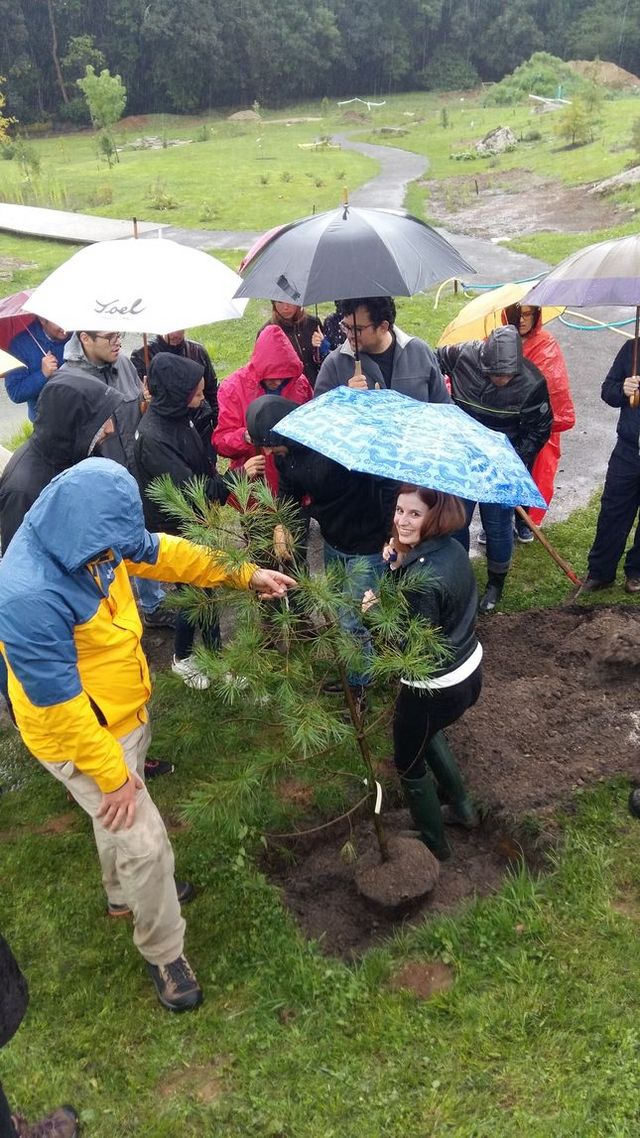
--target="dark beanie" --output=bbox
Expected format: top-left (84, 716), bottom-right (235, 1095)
top-left (245, 395), bottom-right (299, 446)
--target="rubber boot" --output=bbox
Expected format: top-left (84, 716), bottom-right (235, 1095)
top-left (478, 570), bottom-right (507, 616)
top-left (425, 731), bottom-right (479, 829)
top-left (401, 774), bottom-right (451, 861)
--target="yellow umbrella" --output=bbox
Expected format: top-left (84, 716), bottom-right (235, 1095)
top-left (438, 281), bottom-right (564, 347)
top-left (0, 348), bottom-right (25, 376)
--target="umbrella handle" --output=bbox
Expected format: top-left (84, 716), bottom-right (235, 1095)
top-left (514, 506), bottom-right (581, 586)
top-left (630, 311), bottom-right (640, 407)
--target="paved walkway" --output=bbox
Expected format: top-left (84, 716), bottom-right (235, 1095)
top-left (0, 138), bottom-right (628, 526)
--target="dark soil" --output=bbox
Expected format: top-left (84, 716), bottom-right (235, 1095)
top-left (265, 605), bottom-right (640, 958)
top-left (422, 168), bottom-right (626, 239)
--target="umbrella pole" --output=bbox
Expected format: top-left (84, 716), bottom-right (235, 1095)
top-left (132, 215), bottom-right (151, 382)
top-left (514, 506), bottom-right (582, 586)
top-left (630, 306), bottom-right (640, 408)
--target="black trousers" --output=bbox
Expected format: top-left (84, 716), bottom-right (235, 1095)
top-left (588, 441), bottom-right (640, 582)
top-left (393, 668), bottom-right (482, 779)
top-left (0, 1084), bottom-right (16, 1137)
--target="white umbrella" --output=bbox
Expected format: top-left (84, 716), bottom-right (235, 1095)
top-left (24, 237), bottom-right (249, 333)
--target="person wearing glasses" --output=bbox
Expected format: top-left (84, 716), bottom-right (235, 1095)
top-left (313, 296), bottom-right (450, 404)
top-left (57, 330), bottom-right (169, 630)
top-left (5, 315), bottom-right (70, 422)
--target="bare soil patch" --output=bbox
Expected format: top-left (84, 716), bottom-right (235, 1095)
top-left (389, 960), bottom-right (455, 999)
top-left (423, 168), bottom-right (626, 239)
top-left (266, 605), bottom-right (640, 957)
top-left (157, 1061), bottom-right (227, 1105)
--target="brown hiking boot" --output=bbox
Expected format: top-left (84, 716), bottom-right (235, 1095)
top-left (11, 1105), bottom-right (78, 1137)
top-left (147, 954), bottom-right (203, 1012)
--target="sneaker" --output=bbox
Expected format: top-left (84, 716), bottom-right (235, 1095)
top-left (144, 608), bottom-right (176, 630)
top-left (514, 524), bottom-right (534, 544)
top-left (477, 529), bottom-right (487, 546)
top-left (625, 576), bottom-right (640, 594)
top-left (147, 954), bottom-right (203, 1012)
top-left (108, 879), bottom-right (196, 918)
top-left (144, 758), bottom-right (175, 780)
top-left (171, 655), bottom-right (210, 689)
top-left (478, 584), bottom-right (502, 615)
top-left (11, 1106), bottom-right (78, 1138)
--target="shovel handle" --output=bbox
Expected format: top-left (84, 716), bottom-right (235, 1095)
top-left (514, 506), bottom-right (582, 587)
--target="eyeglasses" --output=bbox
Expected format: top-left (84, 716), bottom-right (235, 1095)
top-left (339, 320), bottom-right (376, 337)
top-left (517, 308), bottom-right (535, 320)
top-left (94, 333), bottom-right (123, 345)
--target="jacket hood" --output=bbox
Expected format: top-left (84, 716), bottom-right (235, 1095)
top-left (147, 352), bottom-right (204, 418)
top-left (480, 326), bottom-right (522, 377)
top-left (63, 331), bottom-right (88, 363)
top-left (23, 457), bottom-right (150, 572)
top-left (246, 395), bottom-right (300, 447)
top-left (31, 373), bottom-right (123, 466)
top-left (251, 325), bottom-right (306, 382)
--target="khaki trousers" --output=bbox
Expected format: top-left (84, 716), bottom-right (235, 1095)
top-left (39, 720), bottom-right (185, 966)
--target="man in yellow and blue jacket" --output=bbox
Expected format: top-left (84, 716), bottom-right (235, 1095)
top-left (0, 458), bottom-right (294, 1013)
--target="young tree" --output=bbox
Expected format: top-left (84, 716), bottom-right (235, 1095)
top-left (77, 65), bottom-right (126, 131)
top-left (148, 472), bottom-right (445, 903)
top-left (556, 99), bottom-right (594, 147)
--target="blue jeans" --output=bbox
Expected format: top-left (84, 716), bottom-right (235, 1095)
top-left (323, 543), bottom-right (386, 687)
top-left (455, 501), bottom-right (512, 575)
top-left (133, 576), bottom-right (166, 615)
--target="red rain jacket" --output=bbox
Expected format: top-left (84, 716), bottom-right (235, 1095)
top-left (519, 316), bottom-right (575, 523)
top-left (213, 325), bottom-right (313, 494)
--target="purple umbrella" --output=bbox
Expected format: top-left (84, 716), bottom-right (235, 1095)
top-left (525, 234), bottom-right (640, 391)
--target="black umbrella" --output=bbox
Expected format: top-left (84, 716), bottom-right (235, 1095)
top-left (234, 204), bottom-right (475, 306)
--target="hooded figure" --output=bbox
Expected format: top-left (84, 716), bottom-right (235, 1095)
top-left (0, 372), bottom-right (123, 554)
top-left (437, 326), bottom-right (553, 616)
top-left (134, 353), bottom-right (228, 536)
top-left (503, 303), bottom-right (575, 528)
top-left (213, 325), bottom-right (313, 494)
top-left (58, 332), bottom-right (144, 469)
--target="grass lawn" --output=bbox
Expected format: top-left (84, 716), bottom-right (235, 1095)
top-left (3, 501), bottom-right (640, 1136)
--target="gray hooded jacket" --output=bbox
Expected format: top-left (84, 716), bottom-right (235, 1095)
top-left (314, 326), bottom-right (450, 403)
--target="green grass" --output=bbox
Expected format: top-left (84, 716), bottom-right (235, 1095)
top-left (3, 497), bottom-right (640, 1135)
top-left (0, 112), bottom-right (375, 230)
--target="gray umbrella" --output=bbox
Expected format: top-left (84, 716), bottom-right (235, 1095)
top-left (234, 204), bottom-right (475, 305)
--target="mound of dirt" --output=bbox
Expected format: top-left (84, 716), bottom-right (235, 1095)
top-left (567, 59), bottom-right (640, 89)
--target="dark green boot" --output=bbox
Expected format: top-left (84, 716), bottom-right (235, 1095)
top-left (401, 774), bottom-right (451, 861)
top-left (425, 731), bottom-right (479, 829)
top-left (478, 570), bottom-right (507, 615)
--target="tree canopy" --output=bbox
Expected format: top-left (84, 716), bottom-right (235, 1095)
top-left (1, 0), bottom-right (639, 122)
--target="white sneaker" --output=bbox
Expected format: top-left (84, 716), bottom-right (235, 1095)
top-left (171, 655), bottom-right (210, 689)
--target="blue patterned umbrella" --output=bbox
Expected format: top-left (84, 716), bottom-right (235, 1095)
top-left (276, 387), bottom-right (546, 508)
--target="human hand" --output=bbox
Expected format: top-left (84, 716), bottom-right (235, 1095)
top-left (347, 371), bottom-right (369, 389)
top-left (273, 523), bottom-right (294, 562)
top-left (42, 351), bottom-right (59, 379)
top-left (311, 329), bottom-right (324, 348)
top-left (362, 588), bottom-right (378, 613)
top-left (249, 568), bottom-right (296, 598)
top-left (624, 375), bottom-right (640, 400)
top-left (244, 454), bottom-right (266, 478)
top-left (382, 537), bottom-right (400, 567)
top-left (97, 771), bottom-right (143, 832)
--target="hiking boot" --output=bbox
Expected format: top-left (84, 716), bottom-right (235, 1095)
top-left (171, 655), bottom-right (210, 689)
top-left (11, 1106), bottom-right (78, 1138)
top-left (147, 954), bottom-right (203, 1012)
top-left (625, 576), bottom-right (640, 594)
top-left (108, 880), bottom-right (196, 919)
top-left (144, 758), bottom-right (175, 780)
top-left (143, 608), bottom-right (176, 630)
top-left (575, 576), bottom-right (615, 597)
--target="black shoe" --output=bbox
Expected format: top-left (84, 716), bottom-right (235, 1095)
top-left (625, 576), bottom-right (640, 594)
top-left (147, 954), bottom-right (203, 1012)
top-left (514, 524), bottom-right (534, 544)
top-left (144, 758), bottom-right (175, 780)
top-left (11, 1106), bottom-right (78, 1138)
top-left (629, 788), bottom-right (640, 818)
top-left (478, 584), bottom-right (502, 615)
top-left (576, 576), bottom-right (615, 597)
top-left (143, 608), bottom-right (176, 630)
top-left (108, 879), bottom-right (196, 918)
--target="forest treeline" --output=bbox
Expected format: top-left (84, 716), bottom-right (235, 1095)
top-left (2, 0), bottom-right (640, 124)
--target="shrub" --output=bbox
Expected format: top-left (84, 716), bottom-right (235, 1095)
top-left (147, 178), bottom-right (179, 210)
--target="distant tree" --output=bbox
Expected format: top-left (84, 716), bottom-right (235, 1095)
top-left (62, 34), bottom-right (106, 83)
top-left (0, 76), bottom-right (14, 144)
top-left (556, 99), bottom-right (594, 147)
top-left (77, 65), bottom-right (126, 130)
